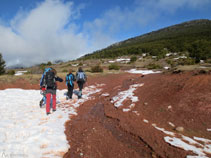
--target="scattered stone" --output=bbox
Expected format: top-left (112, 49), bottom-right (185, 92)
top-left (175, 126), bottom-right (184, 132)
top-left (144, 102), bottom-right (148, 106)
top-left (168, 105), bottom-right (172, 109)
top-left (172, 69), bottom-right (182, 74)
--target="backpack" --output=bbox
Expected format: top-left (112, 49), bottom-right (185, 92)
top-left (40, 68), bottom-right (51, 87)
top-left (76, 72), bottom-right (85, 82)
top-left (66, 74), bottom-right (75, 86)
top-left (45, 71), bottom-right (56, 88)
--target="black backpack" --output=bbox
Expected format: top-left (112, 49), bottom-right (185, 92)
top-left (45, 71), bottom-right (56, 88)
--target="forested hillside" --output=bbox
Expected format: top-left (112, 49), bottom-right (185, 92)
top-left (82, 19), bottom-right (211, 63)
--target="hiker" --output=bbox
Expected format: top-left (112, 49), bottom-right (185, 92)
top-left (44, 68), bottom-right (63, 115)
top-left (76, 67), bottom-right (87, 99)
top-left (39, 68), bottom-right (52, 108)
top-left (65, 69), bottom-right (76, 100)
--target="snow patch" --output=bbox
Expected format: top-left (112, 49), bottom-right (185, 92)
top-left (0, 84), bottom-right (103, 158)
top-left (15, 71), bottom-right (28, 76)
top-left (111, 84), bottom-right (144, 110)
top-left (143, 119), bottom-right (149, 123)
top-left (152, 124), bottom-right (211, 158)
top-left (127, 69), bottom-right (161, 75)
top-left (207, 129), bottom-right (211, 132)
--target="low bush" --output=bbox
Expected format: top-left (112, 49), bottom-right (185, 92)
top-left (130, 56), bottom-right (137, 63)
top-left (108, 64), bottom-right (120, 70)
top-left (7, 70), bottom-right (15, 75)
top-left (91, 65), bottom-right (103, 73)
top-left (145, 63), bottom-right (162, 70)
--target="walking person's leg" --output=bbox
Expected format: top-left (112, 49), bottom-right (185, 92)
top-left (69, 85), bottom-right (74, 99)
top-left (46, 93), bottom-right (51, 114)
top-left (52, 90), bottom-right (56, 111)
top-left (77, 81), bottom-right (83, 98)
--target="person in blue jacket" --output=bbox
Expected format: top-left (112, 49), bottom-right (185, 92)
top-left (65, 69), bottom-right (76, 100)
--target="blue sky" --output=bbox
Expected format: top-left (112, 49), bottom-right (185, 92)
top-left (0, 0), bottom-right (211, 66)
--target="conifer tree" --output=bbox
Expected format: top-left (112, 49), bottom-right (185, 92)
top-left (0, 53), bottom-right (6, 75)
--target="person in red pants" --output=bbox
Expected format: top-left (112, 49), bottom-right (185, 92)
top-left (44, 68), bottom-right (63, 115)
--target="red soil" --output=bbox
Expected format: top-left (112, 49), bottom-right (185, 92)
top-left (1, 72), bottom-right (211, 158)
top-left (63, 72), bottom-right (211, 158)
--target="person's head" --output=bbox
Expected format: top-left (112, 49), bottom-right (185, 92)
top-left (78, 67), bottom-right (83, 72)
top-left (69, 69), bottom-right (73, 74)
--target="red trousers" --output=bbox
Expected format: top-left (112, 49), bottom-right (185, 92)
top-left (46, 93), bottom-right (56, 113)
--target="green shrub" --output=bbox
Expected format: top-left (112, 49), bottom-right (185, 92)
top-left (79, 62), bottom-right (83, 66)
top-left (145, 63), bottom-right (162, 69)
top-left (130, 56), bottom-right (137, 63)
top-left (47, 61), bottom-right (52, 66)
top-left (178, 58), bottom-right (195, 65)
top-left (91, 65), bottom-right (103, 73)
top-left (62, 69), bottom-right (68, 72)
top-left (7, 70), bottom-right (15, 75)
top-left (108, 64), bottom-right (120, 70)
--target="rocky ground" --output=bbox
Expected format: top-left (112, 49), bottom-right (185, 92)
top-left (1, 71), bottom-right (211, 158)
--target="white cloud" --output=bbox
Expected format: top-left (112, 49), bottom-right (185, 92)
top-left (0, 0), bottom-right (88, 67)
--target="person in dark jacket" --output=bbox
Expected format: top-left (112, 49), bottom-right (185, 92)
top-left (44, 68), bottom-right (63, 115)
top-left (65, 69), bottom-right (75, 100)
top-left (76, 67), bottom-right (87, 99)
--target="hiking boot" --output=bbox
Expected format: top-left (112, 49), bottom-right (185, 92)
top-left (46, 112), bottom-right (50, 115)
top-left (53, 109), bottom-right (56, 112)
top-left (40, 100), bottom-right (43, 108)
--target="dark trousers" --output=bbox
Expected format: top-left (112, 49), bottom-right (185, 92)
top-left (77, 81), bottom-right (84, 91)
top-left (67, 84), bottom-right (74, 99)
top-left (77, 81), bottom-right (84, 97)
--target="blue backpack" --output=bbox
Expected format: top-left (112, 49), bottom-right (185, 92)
top-left (40, 68), bottom-right (52, 87)
top-left (66, 74), bottom-right (75, 86)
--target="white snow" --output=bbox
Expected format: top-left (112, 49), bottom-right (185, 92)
top-left (152, 124), bottom-right (211, 158)
top-left (116, 58), bottom-right (130, 63)
top-left (14, 71), bottom-right (28, 76)
top-left (132, 111), bottom-right (140, 116)
top-left (143, 119), bottom-right (149, 123)
top-left (111, 84), bottom-right (144, 109)
top-left (0, 84), bottom-right (104, 158)
top-left (168, 122), bottom-right (175, 127)
top-left (152, 124), bottom-right (175, 136)
top-left (164, 66), bottom-right (170, 70)
top-left (127, 69), bottom-right (161, 75)
top-left (101, 93), bottom-right (110, 97)
top-left (207, 129), bottom-right (211, 132)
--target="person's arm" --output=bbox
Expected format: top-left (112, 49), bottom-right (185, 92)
top-left (55, 76), bottom-right (63, 82)
top-left (84, 73), bottom-right (87, 82)
top-left (73, 74), bottom-right (76, 81)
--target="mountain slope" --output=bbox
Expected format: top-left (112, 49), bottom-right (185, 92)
top-left (82, 19), bottom-right (211, 62)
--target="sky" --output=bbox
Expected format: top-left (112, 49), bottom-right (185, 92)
top-left (0, 0), bottom-right (211, 67)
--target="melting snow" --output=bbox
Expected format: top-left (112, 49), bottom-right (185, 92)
top-left (14, 71), bottom-right (28, 76)
top-left (143, 119), bottom-right (149, 123)
top-left (127, 69), bottom-right (161, 75)
top-left (0, 84), bottom-right (103, 158)
top-left (111, 84), bottom-right (144, 109)
top-left (152, 124), bottom-right (211, 158)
